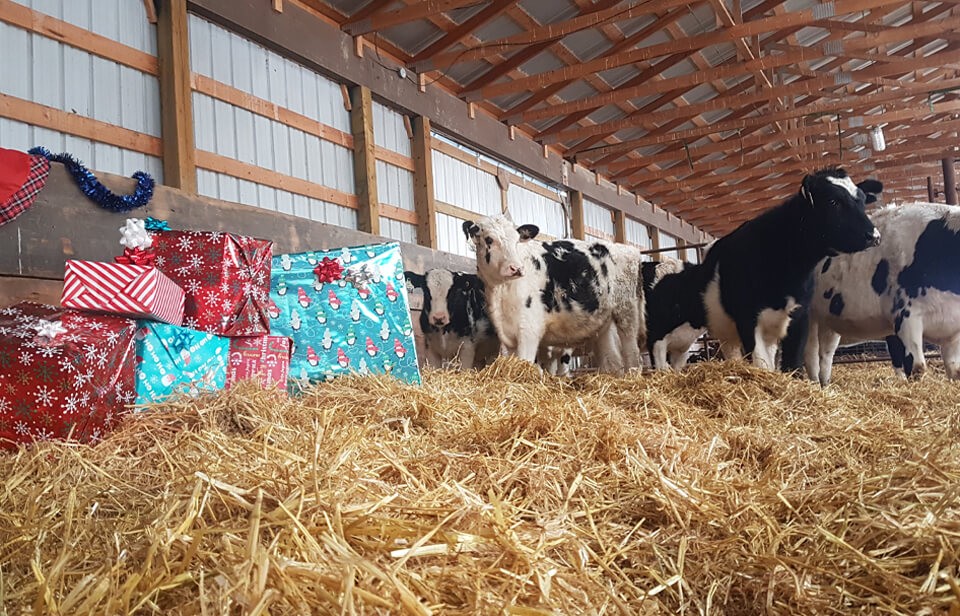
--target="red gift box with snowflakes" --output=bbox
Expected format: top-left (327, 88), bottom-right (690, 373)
top-left (0, 302), bottom-right (137, 449)
top-left (227, 336), bottom-right (292, 391)
top-left (150, 230), bottom-right (273, 337)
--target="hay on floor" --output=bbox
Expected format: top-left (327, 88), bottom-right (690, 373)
top-left (1, 358), bottom-right (959, 614)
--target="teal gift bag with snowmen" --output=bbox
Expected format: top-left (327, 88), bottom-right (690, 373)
top-left (269, 242), bottom-right (421, 390)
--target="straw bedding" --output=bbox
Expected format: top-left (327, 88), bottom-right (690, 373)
top-left (1, 359), bottom-right (959, 615)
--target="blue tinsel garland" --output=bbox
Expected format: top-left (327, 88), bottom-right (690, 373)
top-left (28, 146), bottom-right (154, 212)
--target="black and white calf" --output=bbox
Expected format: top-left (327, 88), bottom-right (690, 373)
top-left (463, 217), bottom-right (644, 373)
top-left (804, 201), bottom-right (960, 385)
top-left (700, 168), bottom-right (882, 369)
top-left (641, 259), bottom-right (710, 371)
top-left (405, 269), bottom-right (498, 370)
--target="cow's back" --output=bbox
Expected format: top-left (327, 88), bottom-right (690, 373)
top-left (810, 203), bottom-right (960, 342)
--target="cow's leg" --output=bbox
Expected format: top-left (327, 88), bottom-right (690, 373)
top-left (815, 327), bottom-right (842, 386)
top-left (556, 349), bottom-right (573, 377)
top-left (652, 338), bottom-right (670, 370)
top-left (424, 345), bottom-right (442, 368)
top-left (613, 305), bottom-right (642, 371)
top-left (735, 317), bottom-right (762, 366)
top-left (885, 336), bottom-right (907, 380)
top-left (804, 320), bottom-right (820, 382)
top-left (595, 321), bottom-right (625, 373)
top-left (458, 341), bottom-right (477, 371)
top-left (668, 326), bottom-right (703, 371)
top-left (514, 325), bottom-right (545, 364)
top-left (895, 315), bottom-right (926, 379)
top-left (779, 307), bottom-right (808, 373)
top-left (941, 335), bottom-right (960, 380)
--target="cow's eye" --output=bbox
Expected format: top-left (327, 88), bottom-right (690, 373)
top-left (484, 237), bottom-right (493, 247)
top-left (830, 199), bottom-right (838, 206)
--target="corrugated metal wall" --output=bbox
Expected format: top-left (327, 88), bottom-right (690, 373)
top-left (432, 136), bottom-right (501, 257)
top-left (373, 101), bottom-right (416, 243)
top-left (508, 183), bottom-right (567, 239)
top-left (0, 0), bottom-right (163, 181)
top-left (583, 198), bottom-right (614, 241)
top-left (625, 218), bottom-right (652, 261)
top-left (658, 231), bottom-right (684, 260)
top-left (189, 14), bottom-right (357, 228)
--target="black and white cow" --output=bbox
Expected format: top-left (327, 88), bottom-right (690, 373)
top-left (641, 259), bottom-right (710, 370)
top-left (405, 269), bottom-right (498, 371)
top-left (804, 201), bottom-right (960, 385)
top-left (462, 217), bottom-right (644, 373)
top-left (699, 168), bottom-right (883, 369)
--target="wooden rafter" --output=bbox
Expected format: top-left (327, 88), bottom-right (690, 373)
top-left (343, 0), bottom-right (486, 35)
top-left (408, 0), bottom-right (518, 65)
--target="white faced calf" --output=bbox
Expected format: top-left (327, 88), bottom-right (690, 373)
top-left (806, 201), bottom-right (960, 385)
top-left (405, 269), bottom-right (498, 371)
top-left (462, 216), bottom-right (644, 373)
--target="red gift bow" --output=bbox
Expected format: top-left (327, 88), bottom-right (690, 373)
top-left (313, 257), bottom-right (344, 283)
top-left (114, 247), bottom-right (157, 266)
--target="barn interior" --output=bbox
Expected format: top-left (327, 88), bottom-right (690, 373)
top-left (1, 0), bottom-right (959, 613)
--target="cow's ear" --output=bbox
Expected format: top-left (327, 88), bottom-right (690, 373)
top-left (462, 220), bottom-right (481, 240)
top-left (454, 273), bottom-right (472, 289)
top-left (404, 271), bottom-right (426, 291)
top-left (800, 175), bottom-right (816, 206)
top-left (858, 179), bottom-right (883, 204)
top-left (517, 224), bottom-right (540, 241)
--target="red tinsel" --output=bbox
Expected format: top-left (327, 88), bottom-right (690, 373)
top-left (314, 257), bottom-right (344, 283)
top-left (114, 247), bottom-right (157, 266)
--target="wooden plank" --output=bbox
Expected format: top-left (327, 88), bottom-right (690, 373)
top-left (0, 93), bottom-right (161, 156)
top-left (0, 0), bottom-right (159, 74)
top-left (191, 73), bottom-right (354, 149)
top-left (379, 203), bottom-right (418, 224)
top-left (349, 85), bottom-right (380, 235)
top-left (195, 150), bottom-right (358, 208)
top-left (157, 0), bottom-right (197, 192)
top-left (412, 116), bottom-right (438, 249)
top-left (409, 0), bottom-right (518, 66)
top-left (570, 190), bottom-right (585, 240)
top-left (613, 210), bottom-right (627, 244)
top-left (373, 147), bottom-right (415, 172)
top-left (0, 165), bottom-right (475, 283)
top-left (343, 0), bottom-right (486, 35)
top-left (543, 46), bottom-right (960, 140)
top-left (464, 0), bottom-right (909, 100)
top-left (0, 276), bottom-right (64, 306)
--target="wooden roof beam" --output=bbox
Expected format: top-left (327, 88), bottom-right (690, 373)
top-left (524, 9), bottom-right (952, 128)
top-left (566, 73), bottom-right (960, 158)
top-left (553, 46), bottom-right (960, 151)
top-left (467, 0), bottom-right (910, 101)
top-left (614, 107), bottom-right (960, 182)
top-left (408, 0), bottom-right (518, 66)
top-left (455, 0), bottom-right (622, 95)
top-left (343, 0), bottom-right (487, 35)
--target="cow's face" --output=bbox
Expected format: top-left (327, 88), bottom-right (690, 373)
top-left (423, 269), bottom-right (456, 328)
top-left (463, 217), bottom-right (539, 283)
top-left (801, 169), bottom-right (882, 255)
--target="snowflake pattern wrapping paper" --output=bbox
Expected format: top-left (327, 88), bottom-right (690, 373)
top-left (149, 230), bottom-right (273, 336)
top-left (0, 302), bottom-right (137, 449)
top-left (133, 321), bottom-right (229, 406)
top-left (270, 242), bottom-right (421, 390)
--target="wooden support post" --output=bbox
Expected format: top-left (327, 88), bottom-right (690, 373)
top-left (613, 209), bottom-right (627, 244)
top-left (943, 157), bottom-right (958, 205)
top-left (648, 225), bottom-right (661, 261)
top-left (411, 116), bottom-right (437, 248)
top-left (349, 85), bottom-right (380, 235)
top-left (927, 176), bottom-right (935, 202)
top-left (156, 0), bottom-right (196, 192)
top-left (570, 190), bottom-right (585, 240)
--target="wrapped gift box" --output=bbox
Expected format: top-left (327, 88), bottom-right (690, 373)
top-left (61, 260), bottom-right (185, 325)
top-left (270, 242), bottom-right (421, 389)
top-left (227, 336), bottom-right (292, 391)
top-left (0, 302), bottom-right (137, 449)
top-left (133, 321), bottom-right (229, 405)
top-left (150, 229), bottom-right (273, 336)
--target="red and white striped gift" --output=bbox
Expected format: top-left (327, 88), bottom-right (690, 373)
top-left (61, 260), bottom-right (185, 325)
